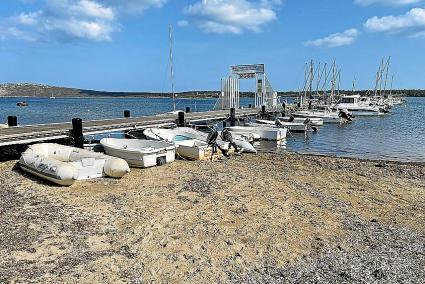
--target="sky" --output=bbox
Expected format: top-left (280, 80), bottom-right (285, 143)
top-left (0, 0), bottom-right (424, 92)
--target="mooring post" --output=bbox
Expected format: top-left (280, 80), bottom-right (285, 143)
top-left (7, 116), bottom-right (17, 127)
top-left (72, 118), bottom-right (84, 148)
top-left (248, 104), bottom-right (252, 108)
top-left (281, 102), bottom-right (286, 117)
top-left (261, 105), bottom-right (266, 119)
top-left (186, 107), bottom-right (191, 113)
top-left (124, 110), bottom-right (131, 118)
top-left (177, 111), bottom-right (185, 127)
top-left (230, 108), bottom-right (236, 127)
top-left (223, 121), bottom-right (227, 128)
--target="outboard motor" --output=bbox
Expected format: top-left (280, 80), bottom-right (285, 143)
top-left (207, 127), bottom-right (229, 160)
top-left (288, 115), bottom-right (295, 122)
top-left (220, 129), bottom-right (240, 152)
top-left (338, 109), bottom-right (353, 122)
top-left (303, 118), bottom-right (318, 132)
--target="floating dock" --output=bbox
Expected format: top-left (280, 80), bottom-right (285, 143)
top-left (0, 108), bottom-right (265, 147)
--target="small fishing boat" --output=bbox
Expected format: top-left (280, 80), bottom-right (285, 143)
top-left (17, 101), bottom-right (28, 107)
top-left (225, 125), bottom-right (287, 141)
top-left (100, 138), bottom-right (175, 168)
top-left (278, 117), bottom-right (324, 126)
top-left (143, 128), bottom-right (221, 160)
top-left (0, 124), bottom-right (8, 129)
top-left (19, 143), bottom-right (130, 186)
top-left (291, 110), bottom-right (346, 123)
top-left (253, 119), bottom-right (308, 133)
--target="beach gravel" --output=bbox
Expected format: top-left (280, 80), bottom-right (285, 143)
top-left (0, 153), bottom-right (424, 283)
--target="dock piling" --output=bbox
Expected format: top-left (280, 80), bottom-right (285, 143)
top-left (230, 108), bottom-right (236, 126)
top-left (7, 116), bottom-right (17, 127)
top-left (72, 118), bottom-right (84, 148)
top-left (186, 107), bottom-right (191, 113)
top-left (124, 110), bottom-right (131, 118)
top-left (261, 106), bottom-right (266, 119)
top-left (177, 111), bottom-right (185, 127)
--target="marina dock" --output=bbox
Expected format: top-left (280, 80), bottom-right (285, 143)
top-left (0, 108), bottom-right (263, 147)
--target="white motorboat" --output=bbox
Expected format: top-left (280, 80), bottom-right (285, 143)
top-left (19, 143), bottom-right (130, 186)
top-left (335, 95), bottom-right (389, 116)
top-left (100, 138), bottom-right (175, 168)
top-left (253, 119), bottom-right (308, 133)
top-left (225, 125), bottom-right (287, 141)
top-left (291, 110), bottom-right (345, 123)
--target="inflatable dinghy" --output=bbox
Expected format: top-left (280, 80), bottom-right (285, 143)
top-left (19, 143), bottom-right (130, 186)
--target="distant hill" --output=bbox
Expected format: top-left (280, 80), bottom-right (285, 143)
top-left (0, 83), bottom-right (423, 98)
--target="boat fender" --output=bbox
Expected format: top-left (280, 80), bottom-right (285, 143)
top-left (103, 158), bottom-right (130, 178)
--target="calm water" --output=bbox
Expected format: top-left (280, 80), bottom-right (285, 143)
top-left (1, 96), bottom-right (424, 162)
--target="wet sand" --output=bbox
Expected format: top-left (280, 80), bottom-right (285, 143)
top-left (0, 153), bottom-right (424, 283)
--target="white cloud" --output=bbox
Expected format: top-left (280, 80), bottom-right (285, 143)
top-left (354, 0), bottom-right (421, 6)
top-left (101, 0), bottom-right (168, 13)
top-left (0, 26), bottom-right (37, 42)
top-left (305, 29), bottom-right (360, 48)
top-left (364, 7), bottom-right (425, 36)
top-left (0, 0), bottom-right (167, 42)
top-left (182, 0), bottom-right (281, 34)
top-left (177, 20), bottom-right (189, 27)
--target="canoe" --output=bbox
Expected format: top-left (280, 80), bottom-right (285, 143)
top-left (19, 143), bottom-right (130, 186)
top-left (100, 138), bottom-right (175, 168)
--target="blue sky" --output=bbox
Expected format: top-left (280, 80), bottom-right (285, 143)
top-left (0, 0), bottom-right (424, 92)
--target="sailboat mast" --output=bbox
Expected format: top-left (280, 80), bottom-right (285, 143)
top-left (383, 56), bottom-right (391, 97)
top-left (169, 25), bottom-right (176, 111)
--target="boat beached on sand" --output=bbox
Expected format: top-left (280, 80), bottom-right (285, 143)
top-left (225, 125), bottom-right (287, 141)
top-left (19, 143), bottom-right (130, 186)
top-left (143, 128), bottom-right (224, 160)
top-left (100, 138), bottom-right (176, 168)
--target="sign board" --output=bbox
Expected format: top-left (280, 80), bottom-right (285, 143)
top-left (231, 64), bottom-right (265, 75)
top-left (238, 73), bottom-right (256, 79)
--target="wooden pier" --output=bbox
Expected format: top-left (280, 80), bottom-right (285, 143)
top-left (0, 108), bottom-right (264, 147)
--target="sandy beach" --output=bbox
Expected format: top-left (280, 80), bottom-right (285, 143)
top-left (0, 153), bottom-right (424, 283)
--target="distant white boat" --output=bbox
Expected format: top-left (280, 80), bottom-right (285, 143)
top-left (335, 95), bottom-right (389, 116)
top-left (19, 143), bottom-right (130, 186)
top-left (100, 138), bottom-right (176, 168)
